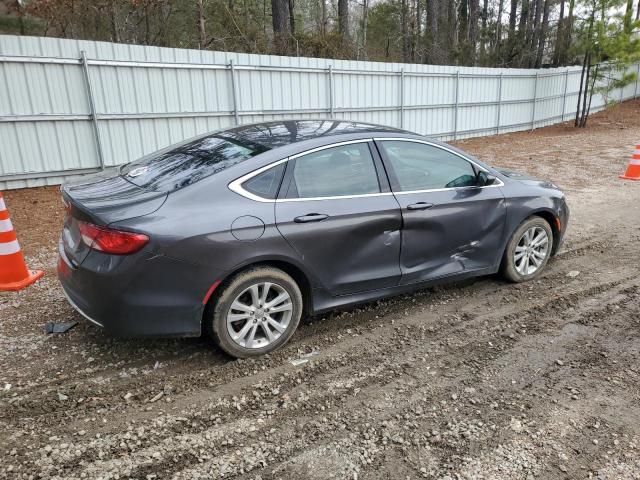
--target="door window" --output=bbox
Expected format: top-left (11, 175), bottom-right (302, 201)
top-left (287, 143), bottom-right (380, 199)
top-left (380, 141), bottom-right (478, 191)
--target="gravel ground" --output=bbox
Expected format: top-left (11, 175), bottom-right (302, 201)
top-left (1, 101), bottom-right (639, 480)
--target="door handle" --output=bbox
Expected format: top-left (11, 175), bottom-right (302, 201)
top-left (294, 213), bottom-right (329, 223)
top-left (406, 202), bottom-right (434, 210)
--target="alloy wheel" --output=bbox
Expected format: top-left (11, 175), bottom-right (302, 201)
top-left (514, 226), bottom-right (549, 276)
top-left (226, 282), bottom-right (293, 349)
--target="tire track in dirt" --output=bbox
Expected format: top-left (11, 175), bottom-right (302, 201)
top-left (20, 269), bottom-right (640, 479)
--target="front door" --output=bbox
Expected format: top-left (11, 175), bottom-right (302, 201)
top-left (375, 139), bottom-right (506, 285)
top-left (275, 141), bottom-right (402, 295)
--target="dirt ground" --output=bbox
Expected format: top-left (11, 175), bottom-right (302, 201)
top-left (1, 101), bottom-right (640, 480)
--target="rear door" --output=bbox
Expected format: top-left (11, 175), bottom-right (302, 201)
top-left (275, 140), bottom-right (402, 296)
top-left (375, 139), bottom-right (506, 284)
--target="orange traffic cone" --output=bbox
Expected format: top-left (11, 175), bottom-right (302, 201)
top-left (619, 144), bottom-right (640, 181)
top-left (0, 192), bottom-right (44, 291)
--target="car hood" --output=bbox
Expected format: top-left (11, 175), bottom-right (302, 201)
top-left (497, 169), bottom-right (558, 189)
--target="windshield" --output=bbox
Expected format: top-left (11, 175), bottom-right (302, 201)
top-left (121, 134), bottom-right (268, 192)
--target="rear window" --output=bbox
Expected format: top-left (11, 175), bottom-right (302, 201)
top-left (121, 135), bottom-right (268, 192)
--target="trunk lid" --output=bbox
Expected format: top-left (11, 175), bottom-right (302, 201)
top-left (61, 170), bottom-right (167, 266)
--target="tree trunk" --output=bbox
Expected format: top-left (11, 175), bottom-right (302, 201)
top-left (508, 0), bottom-right (518, 36)
top-left (623, 0), bottom-right (634, 32)
top-left (534, 0), bottom-right (550, 67)
top-left (458, 0), bottom-right (469, 62)
top-left (575, 6), bottom-right (594, 127)
top-left (14, 0), bottom-right (26, 35)
top-left (527, 0), bottom-right (542, 66)
top-left (579, 54), bottom-right (592, 127)
top-left (582, 63), bottom-right (599, 127)
top-left (560, 0), bottom-right (575, 65)
top-left (469, 0), bottom-right (479, 64)
top-left (636, 0), bottom-right (640, 20)
top-left (338, 0), bottom-right (349, 47)
top-left (426, 0), bottom-right (439, 63)
top-left (575, 50), bottom-right (588, 127)
top-left (288, 0), bottom-right (295, 35)
top-left (197, 0), bottom-right (206, 49)
top-left (401, 0), bottom-right (410, 61)
top-left (480, 0), bottom-right (488, 62)
top-left (552, 0), bottom-right (564, 66)
top-left (415, 0), bottom-right (421, 60)
top-left (108, 0), bottom-right (119, 42)
top-left (361, 0), bottom-right (368, 58)
top-left (321, 0), bottom-right (327, 35)
top-left (271, 0), bottom-right (290, 54)
top-left (447, 0), bottom-right (457, 62)
top-left (495, 0), bottom-right (504, 54)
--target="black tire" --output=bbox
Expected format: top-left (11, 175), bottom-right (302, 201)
top-left (207, 267), bottom-right (303, 358)
top-left (501, 216), bottom-right (554, 283)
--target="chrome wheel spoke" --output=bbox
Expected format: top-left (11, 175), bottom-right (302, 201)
top-left (245, 324), bottom-right (258, 348)
top-left (228, 313), bottom-right (250, 322)
top-left (262, 323), bottom-right (276, 342)
top-left (232, 321), bottom-right (253, 341)
top-left (265, 292), bottom-right (290, 309)
top-left (249, 285), bottom-right (260, 307)
top-left (231, 300), bottom-right (253, 314)
top-left (530, 253), bottom-right (542, 267)
top-left (268, 302), bottom-right (292, 314)
top-left (260, 282), bottom-right (272, 305)
top-left (531, 249), bottom-right (546, 260)
top-left (266, 315), bottom-right (286, 333)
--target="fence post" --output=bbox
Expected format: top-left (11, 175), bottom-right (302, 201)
top-left (561, 68), bottom-right (569, 121)
top-left (399, 68), bottom-right (405, 129)
top-left (635, 64), bottom-right (640, 98)
top-left (80, 51), bottom-right (105, 170)
top-left (328, 65), bottom-right (334, 118)
top-left (531, 71), bottom-right (539, 131)
top-left (229, 59), bottom-right (240, 125)
top-left (453, 70), bottom-right (460, 140)
top-left (496, 72), bottom-right (503, 135)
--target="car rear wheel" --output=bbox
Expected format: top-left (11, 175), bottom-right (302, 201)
top-left (501, 217), bottom-right (554, 283)
top-left (207, 267), bottom-right (303, 358)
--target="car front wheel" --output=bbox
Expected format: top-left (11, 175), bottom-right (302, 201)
top-left (501, 217), bottom-right (554, 283)
top-left (208, 267), bottom-right (303, 358)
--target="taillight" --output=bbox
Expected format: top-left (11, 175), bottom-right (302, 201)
top-left (78, 222), bottom-right (149, 255)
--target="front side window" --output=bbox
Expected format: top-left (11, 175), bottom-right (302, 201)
top-left (288, 143), bottom-right (380, 199)
top-left (380, 141), bottom-right (478, 191)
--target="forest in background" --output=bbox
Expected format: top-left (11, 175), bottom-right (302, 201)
top-left (1, 0), bottom-right (639, 126)
top-left (0, 0), bottom-right (638, 68)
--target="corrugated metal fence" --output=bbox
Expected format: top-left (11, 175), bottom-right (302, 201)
top-left (1, 35), bottom-right (639, 190)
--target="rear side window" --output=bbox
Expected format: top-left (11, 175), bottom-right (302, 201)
top-left (121, 135), bottom-right (267, 192)
top-left (242, 163), bottom-right (285, 199)
top-left (287, 143), bottom-right (380, 199)
top-left (380, 141), bottom-right (477, 191)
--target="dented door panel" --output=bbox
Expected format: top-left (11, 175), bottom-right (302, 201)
top-left (275, 196), bottom-right (402, 295)
top-left (394, 186), bottom-right (506, 284)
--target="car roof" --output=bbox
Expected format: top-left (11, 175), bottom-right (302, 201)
top-left (215, 120), bottom-right (410, 150)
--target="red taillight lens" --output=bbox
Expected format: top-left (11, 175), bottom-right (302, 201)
top-left (78, 222), bottom-right (149, 255)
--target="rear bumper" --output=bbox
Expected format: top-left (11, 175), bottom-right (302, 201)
top-left (57, 240), bottom-right (219, 337)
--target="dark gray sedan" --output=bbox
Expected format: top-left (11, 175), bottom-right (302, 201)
top-left (58, 120), bottom-right (569, 358)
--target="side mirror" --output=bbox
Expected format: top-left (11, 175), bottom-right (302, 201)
top-left (477, 171), bottom-right (497, 187)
